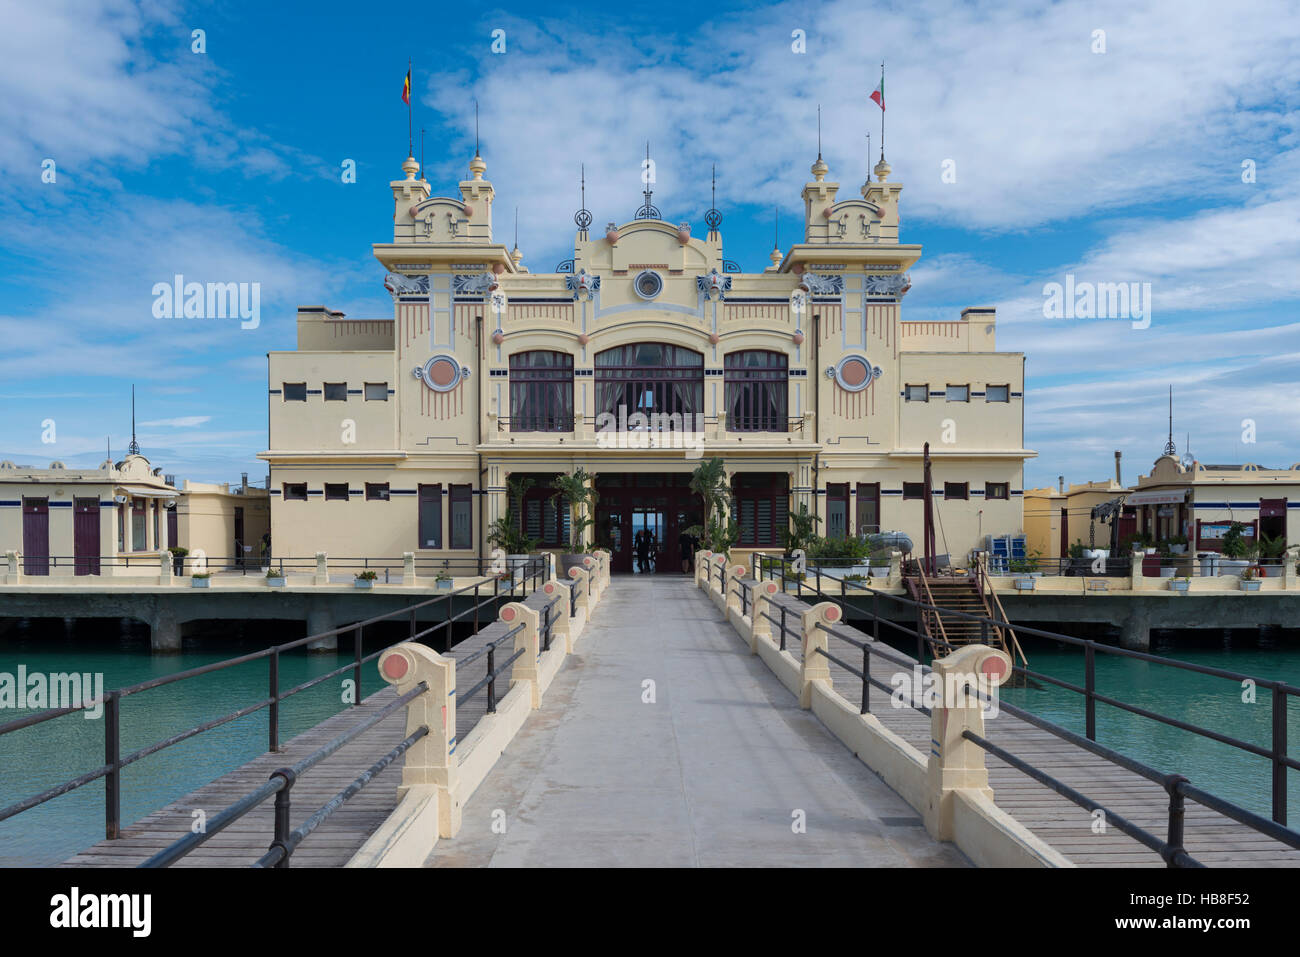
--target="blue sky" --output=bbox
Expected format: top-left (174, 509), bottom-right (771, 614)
top-left (1, 0), bottom-right (1297, 490)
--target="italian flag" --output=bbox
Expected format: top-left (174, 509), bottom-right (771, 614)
top-left (870, 72), bottom-right (884, 111)
top-left (401, 68), bottom-right (411, 105)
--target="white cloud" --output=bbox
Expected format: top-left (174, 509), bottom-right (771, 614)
top-left (139, 416), bottom-right (212, 428)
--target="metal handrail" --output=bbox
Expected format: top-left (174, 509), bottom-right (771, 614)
top-left (975, 559), bottom-right (1028, 666)
top-left (753, 550), bottom-right (1298, 827)
top-left (139, 681), bottom-right (429, 868)
top-left (0, 567), bottom-right (539, 840)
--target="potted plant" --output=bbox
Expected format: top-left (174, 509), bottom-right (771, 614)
top-left (435, 561), bottom-right (454, 591)
top-left (1168, 575), bottom-right (1191, 593)
top-left (1239, 565), bottom-right (1262, 592)
top-left (551, 467), bottom-right (598, 574)
top-left (781, 502), bottom-right (821, 563)
top-left (265, 568), bottom-right (285, 587)
top-left (169, 545), bottom-right (189, 576)
top-left (1012, 575), bottom-right (1036, 591)
top-left (1219, 522), bottom-right (1251, 576)
top-left (1257, 534), bottom-right (1287, 577)
top-left (355, 570), bottom-right (377, 589)
top-left (1167, 534), bottom-right (1188, 555)
top-left (191, 571), bottom-right (211, 589)
top-left (1066, 540), bottom-right (1088, 577)
top-left (867, 549), bottom-right (893, 579)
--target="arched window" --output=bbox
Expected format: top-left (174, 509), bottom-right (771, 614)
top-left (509, 351), bottom-right (574, 432)
top-left (594, 343), bottom-right (703, 426)
top-left (724, 350), bottom-right (787, 432)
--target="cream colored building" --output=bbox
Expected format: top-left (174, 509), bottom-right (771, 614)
top-left (1024, 478), bottom-right (1129, 557)
top-left (261, 144), bottom-right (1035, 573)
top-left (176, 478), bottom-right (270, 565)
top-left (0, 454), bottom-right (178, 575)
top-left (1126, 456), bottom-right (1299, 553)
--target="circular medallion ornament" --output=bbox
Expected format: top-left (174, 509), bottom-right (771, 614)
top-left (833, 354), bottom-right (879, 393)
top-left (421, 355), bottom-right (464, 392)
top-left (633, 269), bottom-right (663, 300)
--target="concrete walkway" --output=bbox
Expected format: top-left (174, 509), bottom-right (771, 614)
top-left (426, 576), bottom-right (967, 867)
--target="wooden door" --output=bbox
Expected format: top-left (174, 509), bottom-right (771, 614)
top-left (74, 498), bottom-right (100, 575)
top-left (22, 498), bottom-right (49, 575)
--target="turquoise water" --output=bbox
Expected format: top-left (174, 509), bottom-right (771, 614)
top-left (0, 623), bottom-right (399, 868)
top-left (3, 620), bottom-right (1297, 866)
top-left (992, 633), bottom-right (1300, 821)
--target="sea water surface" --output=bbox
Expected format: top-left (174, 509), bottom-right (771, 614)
top-left (0, 621), bottom-right (401, 867)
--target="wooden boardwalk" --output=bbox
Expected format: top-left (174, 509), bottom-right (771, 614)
top-left (62, 589), bottom-right (557, 868)
top-left (763, 588), bottom-right (1300, 868)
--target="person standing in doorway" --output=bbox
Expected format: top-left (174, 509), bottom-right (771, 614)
top-left (635, 528), bottom-right (651, 573)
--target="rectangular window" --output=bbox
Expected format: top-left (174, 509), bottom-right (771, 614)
top-left (449, 484), bottom-right (472, 549)
top-left (904, 384), bottom-right (928, 402)
top-left (324, 382), bottom-right (347, 401)
top-left (903, 482), bottom-right (925, 500)
top-left (944, 482), bottom-right (969, 500)
top-left (945, 384), bottom-right (969, 402)
top-left (283, 382), bottom-right (307, 401)
top-left (856, 483), bottom-right (880, 536)
top-left (985, 482), bottom-right (1010, 500)
top-left (324, 483), bottom-right (349, 501)
top-left (365, 483), bottom-right (390, 501)
top-left (283, 483), bottom-right (308, 501)
top-left (364, 382), bottom-right (388, 401)
top-left (510, 352), bottom-right (574, 432)
top-left (153, 504), bottom-right (159, 549)
top-left (131, 499), bottom-right (147, 551)
top-left (523, 475), bottom-right (568, 546)
top-left (732, 473), bottom-right (789, 547)
top-left (985, 384), bottom-right (1010, 402)
top-left (826, 483), bottom-right (850, 539)
top-left (418, 484), bottom-right (442, 548)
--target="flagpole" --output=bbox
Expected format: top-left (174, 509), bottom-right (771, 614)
top-left (880, 62), bottom-right (885, 161)
top-left (407, 57), bottom-right (413, 158)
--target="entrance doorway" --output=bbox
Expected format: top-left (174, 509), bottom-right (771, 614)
top-left (595, 473), bottom-right (703, 575)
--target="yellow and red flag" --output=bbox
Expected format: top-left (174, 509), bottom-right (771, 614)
top-left (401, 68), bottom-right (411, 105)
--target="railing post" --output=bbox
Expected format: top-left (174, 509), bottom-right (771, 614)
top-left (500, 601), bottom-right (542, 708)
top-left (268, 767), bottom-right (296, 867)
top-left (924, 644), bottom-right (1012, 841)
top-left (749, 579), bottom-right (779, 653)
top-left (581, 555), bottom-right (602, 606)
top-left (376, 642), bottom-right (460, 837)
top-left (104, 691), bottom-right (121, 840)
top-left (567, 566), bottom-right (592, 620)
top-left (1273, 688), bottom-right (1288, 825)
top-left (1164, 774), bottom-right (1189, 867)
top-left (353, 625), bottom-right (363, 706)
top-left (779, 604), bottom-right (788, 651)
top-left (269, 648), bottom-right (280, 751)
top-left (1085, 643), bottom-right (1096, 741)
top-left (695, 550), bottom-right (713, 587)
top-left (315, 551), bottom-right (328, 586)
top-left (486, 645), bottom-right (497, 714)
top-left (408, 607), bottom-right (417, 640)
top-left (724, 564), bottom-right (744, 616)
top-left (403, 551), bottom-right (416, 586)
top-left (798, 602), bottom-right (840, 709)
top-left (542, 580), bottom-right (572, 650)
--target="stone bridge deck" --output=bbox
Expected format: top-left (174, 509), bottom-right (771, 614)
top-left (425, 576), bottom-right (966, 867)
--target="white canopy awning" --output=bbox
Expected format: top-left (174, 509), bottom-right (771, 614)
top-left (116, 484), bottom-right (179, 498)
top-left (1124, 489), bottom-right (1188, 506)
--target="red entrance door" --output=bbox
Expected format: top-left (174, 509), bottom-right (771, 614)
top-left (74, 498), bottom-right (100, 575)
top-left (23, 497), bottom-right (49, 575)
